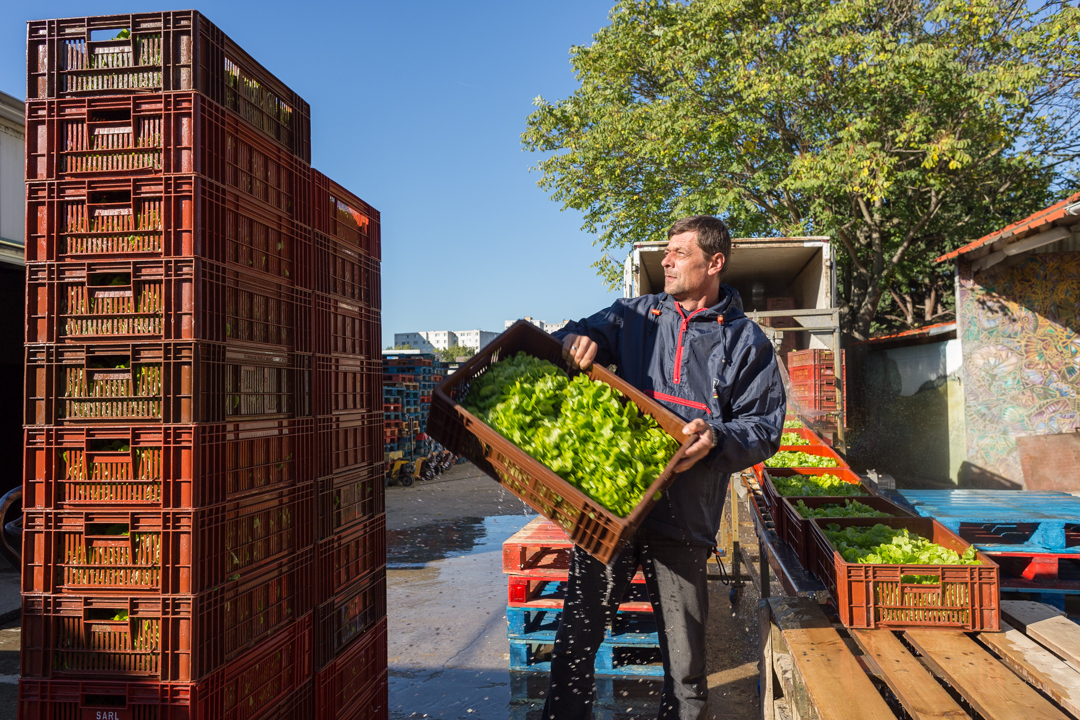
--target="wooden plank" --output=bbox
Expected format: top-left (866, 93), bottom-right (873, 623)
top-left (1002, 600), bottom-right (1080, 673)
top-left (905, 629), bottom-right (1070, 720)
top-left (979, 622), bottom-right (1080, 718)
top-left (768, 598), bottom-right (896, 720)
top-left (850, 629), bottom-right (967, 720)
top-left (761, 599), bottom-right (778, 720)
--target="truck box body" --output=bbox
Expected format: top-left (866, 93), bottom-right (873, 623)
top-left (623, 237), bottom-right (835, 350)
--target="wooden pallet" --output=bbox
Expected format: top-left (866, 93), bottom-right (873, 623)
top-left (761, 589), bottom-right (1080, 719)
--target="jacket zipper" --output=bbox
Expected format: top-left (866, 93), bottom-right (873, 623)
top-left (672, 303), bottom-right (706, 384)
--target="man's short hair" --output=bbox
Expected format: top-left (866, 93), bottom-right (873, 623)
top-left (667, 216), bottom-right (732, 272)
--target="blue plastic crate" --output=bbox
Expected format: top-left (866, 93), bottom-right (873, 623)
top-left (895, 490), bottom-right (1080, 554)
top-left (506, 607), bottom-right (658, 645)
top-left (509, 638), bottom-right (663, 677)
top-left (999, 586), bottom-right (1080, 612)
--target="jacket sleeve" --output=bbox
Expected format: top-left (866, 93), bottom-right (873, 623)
top-left (550, 299), bottom-right (629, 369)
top-left (703, 328), bottom-right (786, 473)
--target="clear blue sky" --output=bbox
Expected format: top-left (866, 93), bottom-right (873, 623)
top-left (2, 0), bottom-right (626, 348)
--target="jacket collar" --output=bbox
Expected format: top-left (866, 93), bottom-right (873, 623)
top-left (659, 285), bottom-right (746, 324)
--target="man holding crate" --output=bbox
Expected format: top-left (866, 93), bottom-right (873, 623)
top-left (546, 215), bottom-right (785, 720)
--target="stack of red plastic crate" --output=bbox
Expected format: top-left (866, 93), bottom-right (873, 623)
top-left (21, 11), bottom-right (385, 720)
top-left (786, 349), bottom-right (845, 433)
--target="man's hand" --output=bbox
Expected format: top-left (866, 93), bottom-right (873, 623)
top-left (673, 418), bottom-right (716, 473)
top-left (561, 333), bottom-right (599, 371)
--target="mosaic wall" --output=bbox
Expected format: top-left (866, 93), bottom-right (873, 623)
top-left (957, 252), bottom-right (1080, 485)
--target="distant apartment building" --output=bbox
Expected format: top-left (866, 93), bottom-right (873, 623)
top-left (393, 329), bottom-right (498, 352)
top-left (505, 316), bottom-right (570, 333)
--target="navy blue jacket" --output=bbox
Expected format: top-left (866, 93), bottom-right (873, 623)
top-left (554, 287), bottom-right (785, 547)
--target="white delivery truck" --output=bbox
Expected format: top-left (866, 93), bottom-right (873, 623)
top-left (623, 237), bottom-right (845, 442)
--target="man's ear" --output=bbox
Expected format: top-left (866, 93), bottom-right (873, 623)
top-left (707, 252), bottom-right (726, 277)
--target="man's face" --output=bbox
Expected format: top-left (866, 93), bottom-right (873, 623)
top-left (662, 231), bottom-right (724, 299)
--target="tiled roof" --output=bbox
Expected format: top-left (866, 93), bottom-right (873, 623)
top-left (935, 191), bottom-right (1080, 263)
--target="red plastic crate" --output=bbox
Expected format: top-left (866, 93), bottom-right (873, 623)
top-left (315, 515), bottom-right (386, 604)
top-left (314, 466), bottom-right (385, 543)
top-left (22, 547), bottom-right (314, 682)
top-left (314, 619), bottom-right (388, 719)
top-left (760, 467), bottom-right (868, 538)
top-left (778, 426), bottom-right (829, 447)
top-left (311, 169), bottom-right (380, 260)
top-left (314, 231), bottom-right (380, 308)
top-left (788, 363), bottom-right (835, 384)
top-left (779, 495), bottom-right (914, 570)
top-left (790, 379), bottom-right (837, 410)
top-left (810, 517), bottom-right (1001, 630)
top-left (26, 175), bottom-right (313, 282)
top-left (315, 413), bottom-right (382, 477)
top-left (22, 484), bottom-right (314, 595)
top-left (313, 356), bottom-right (381, 417)
top-left (313, 569), bottom-right (386, 671)
top-left (314, 294), bottom-right (380, 359)
top-left (26, 258), bottom-right (313, 351)
top-left (20, 676), bottom-right (314, 720)
top-left (25, 342), bottom-right (312, 426)
top-left (27, 11), bottom-right (311, 162)
top-left (23, 419), bottom-right (316, 512)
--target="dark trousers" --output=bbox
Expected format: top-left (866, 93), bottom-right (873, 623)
top-left (541, 530), bottom-right (711, 720)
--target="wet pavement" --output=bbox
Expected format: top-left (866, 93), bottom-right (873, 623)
top-left (385, 464), bottom-right (763, 720)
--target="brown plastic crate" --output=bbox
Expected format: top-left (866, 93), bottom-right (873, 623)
top-left (810, 516), bottom-right (1001, 630)
top-left (21, 546), bottom-right (313, 682)
top-left (761, 467), bottom-right (868, 539)
top-left (314, 466), bottom-right (385, 542)
top-left (787, 349), bottom-right (834, 367)
top-left (428, 320), bottom-right (692, 564)
top-left (311, 169), bottom-right (380, 260)
top-left (315, 412), bottom-right (382, 477)
top-left (766, 297), bottom-right (796, 311)
top-left (315, 230), bottom-right (381, 308)
top-left (313, 356), bottom-right (382, 417)
top-left (780, 495), bottom-right (913, 570)
top-left (25, 175), bottom-right (314, 286)
top-left (314, 294), bottom-right (381, 359)
top-left (25, 342), bottom-right (312, 426)
top-left (26, 258), bottom-right (313, 350)
top-left (313, 570), bottom-right (386, 671)
top-left (315, 515), bottom-right (385, 604)
top-left (22, 484), bottom-right (314, 595)
top-left (23, 419), bottom-right (316, 512)
top-left (26, 11), bottom-right (311, 162)
top-left (314, 620), bottom-right (388, 720)
top-left (20, 676), bottom-right (315, 720)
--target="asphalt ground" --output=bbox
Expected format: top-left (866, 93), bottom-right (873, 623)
top-left (386, 463), bottom-right (762, 719)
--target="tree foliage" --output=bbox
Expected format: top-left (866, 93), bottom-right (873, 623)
top-left (523, 0), bottom-right (1080, 338)
top-left (439, 345), bottom-right (476, 362)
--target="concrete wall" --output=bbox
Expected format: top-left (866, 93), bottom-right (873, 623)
top-left (956, 250), bottom-right (1080, 487)
top-left (850, 339), bottom-right (966, 486)
top-left (0, 90), bottom-right (24, 265)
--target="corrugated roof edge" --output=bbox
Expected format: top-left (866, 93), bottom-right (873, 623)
top-left (935, 191), bottom-right (1080, 263)
top-left (851, 322), bottom-right (957, 347)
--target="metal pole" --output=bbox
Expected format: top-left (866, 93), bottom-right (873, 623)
top-left (832, 309), bottom-right (844, 447)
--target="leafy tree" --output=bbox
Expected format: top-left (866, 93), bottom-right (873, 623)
top-left (439, 345), bottom-right (476, 362)
top-left (523, 0), bottom-right (1080, 339)
top-left (393, 343), bottom-right (417, 350)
